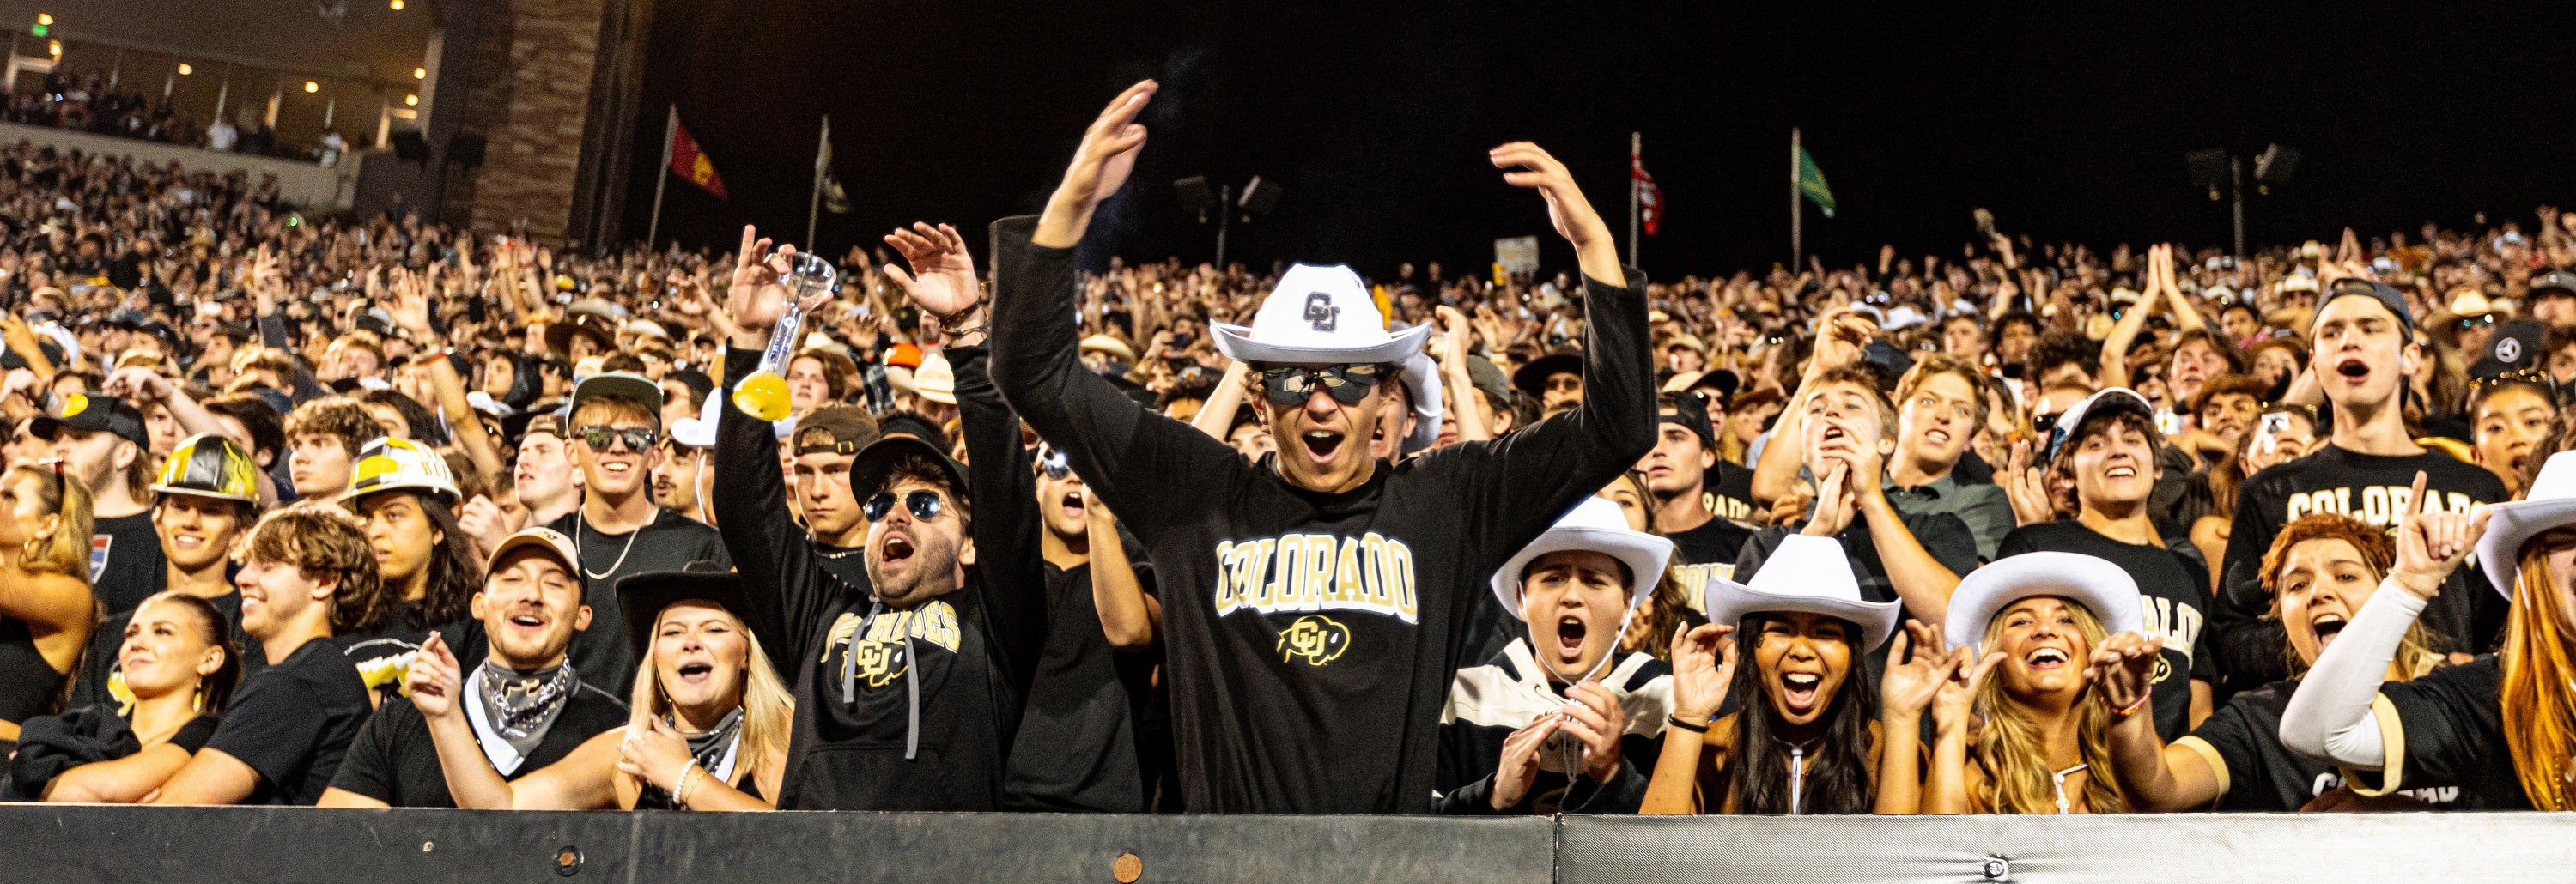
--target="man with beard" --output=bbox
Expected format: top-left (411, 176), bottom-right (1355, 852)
top-left (319, 528), bottom-right (626, 807)
top-left (2211, 281), bottom-right (2507, 698)
top-left (70, 434), bottom-right (267, 709)
top-left (714, 223), bottom-right (1048, 811)
top-left (987, 82), bottom-right (1654, 813)
top-left (651, 412), bottom-right (714, 526)
top-left (35, 393), bottom-right (161, 610)
top-left (545, 375), bottom-right (729, 697)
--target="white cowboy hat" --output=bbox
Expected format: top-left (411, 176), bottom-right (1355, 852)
top-left (2478, 450), bottom-right (2576, 598)
top-left (1394, 351), bottom-right (1442, 455)
top-left (1706, 535), bottom-right (1901, 652)
top-left (1212, 263), bottom-right (1430, 365)
top-left (1945, 552), bottom-right (2145, 649)
top-left (1489, 497), bottom-right (1674, 621)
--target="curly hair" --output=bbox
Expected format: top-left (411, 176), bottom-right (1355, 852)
top-left (283, 396), bottom-right (378, 460)
top-left (243, 500), bottom-right (393, 636)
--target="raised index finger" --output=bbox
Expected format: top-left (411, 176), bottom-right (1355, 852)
top-left (2409, 469), bottom-right (2430, 517)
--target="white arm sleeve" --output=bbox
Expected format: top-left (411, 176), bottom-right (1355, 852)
top-left (2278, 579), bottom-right (2427, 767)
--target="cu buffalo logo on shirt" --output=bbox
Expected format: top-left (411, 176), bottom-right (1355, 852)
top-left (1212, 532), bottom-right (1420, 624)
top-left (1276, 615), bottom-right (1351, 666)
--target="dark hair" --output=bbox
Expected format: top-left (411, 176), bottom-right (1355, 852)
top-left (135, 591), bottom-right (242, 713)
top-left (598, 354), bottom-right (647, 375)
top-left (883, 452), bottom-right (971, 530)
top-left (203, 393), bottom-right (285, 463)
top-left (1723, 612), bottom-right (1878, 814)
top-left (361, 389), bottom-right (447, 446)
top-left (410, 489), bottom-right (482, 627)
top-left (2029, 330), bottom-right (2101, 382)
top-left (2049, 409), bottom-right (2162, 513)
top-left (2190, 372), bottom-right (2271, 415)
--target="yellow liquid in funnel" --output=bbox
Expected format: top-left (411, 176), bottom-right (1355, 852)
top-left (732, 371), bottom-right (793, 422)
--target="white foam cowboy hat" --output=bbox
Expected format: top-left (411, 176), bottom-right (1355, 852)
top-left (2478, 450), bottom-right (2576, 599)
top-left (1944, 552), bottom-right (2145, 649)
top-left (1394, 352), bottom-right (1443, 455)
top-left (1488, 497), bottom-right (1674, 621)
top-left (1212, 263), bottom-right (1430, 365)
top-left (1707, 534), bottom-right (1901, 652)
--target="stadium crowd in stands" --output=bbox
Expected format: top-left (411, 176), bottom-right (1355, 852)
top-left (3, 78), bottom-right (2576, 817)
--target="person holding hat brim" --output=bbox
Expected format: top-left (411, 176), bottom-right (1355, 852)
top-left (322, 528), bottom-right (627, 808)
top-left (2210, 278), bottom-right (2509, 699)
top-left (988, 80), bottom-right (1655, 813)
top-left (1996, 388), bottom-right (2216, 742)
top-left (70, 434), bottom-right (270, 711)
top-left (2282, 454), bottom-right (2576, 809)
top-left (1433, 499), bottom-right (1675, 814)
top-left (1914, 551), bottom-right (2148, 814)
top-left (403, 561), bottom-right (793, 809)
top-left (1639, 534), bottom-right (1903, 815)
top-left (712, 222), bottom-right (1056, 812)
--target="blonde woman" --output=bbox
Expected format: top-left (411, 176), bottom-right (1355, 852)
top-left (0, 463), bottom-right (95, 742)
top-left (410, 566), bottom-right (793, 809)
top-left (1922, 552), bottom-right (2145, 814)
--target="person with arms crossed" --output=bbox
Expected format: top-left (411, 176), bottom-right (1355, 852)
top-left (5, 592), bottom-right (235, 802)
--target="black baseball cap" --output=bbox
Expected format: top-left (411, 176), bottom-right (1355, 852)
top-left (2314, 279), bottom-right (2413, 330)
top-left (30, 393), bottom-right (149, 450)
top-left (2530, 269), bottom-right (2576, 298)
top-left (1659, 391), bottom-right (1717, 451)
top-left (848, 433), bottom-right (968, 506)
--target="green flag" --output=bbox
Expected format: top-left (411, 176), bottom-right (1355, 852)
top-left (1797, 147), bottom-right (1836, 218)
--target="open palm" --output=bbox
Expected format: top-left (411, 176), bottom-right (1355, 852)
top-left (883, 221), bottom-right (978, 318)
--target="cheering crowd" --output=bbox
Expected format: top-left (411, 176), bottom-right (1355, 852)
top-left (2, 78), bottom-right (2575, 819)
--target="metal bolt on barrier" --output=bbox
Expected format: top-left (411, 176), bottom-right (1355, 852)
top-left (1112, 851), bottom-right (1143, 883)
top-left (556, 846), bottom-right (584, 876)
top-left (1980, 855), bottom-right (2011, 881)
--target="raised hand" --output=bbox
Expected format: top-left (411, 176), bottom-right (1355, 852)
top-left (1801, 459), bottom-right (1856, 537)
top-left (102, 366), bottom-right (173, 404)
top-left (1490, 142), bottom-right (1618, 282)
top-left (723, 226), bottom-right (829, 348)
top-left (1881, 621), bottom-right (1957, 719)
top-left (388, 269), bottom-right (435, 339)
top-left (2002, 439), bottom-right (2057, 526)
top-left (1667, 623), bottom-right (1735, 725)
top-left (882, 222), bottom-right (979, 321)
top-left (2085, 631), bottom-right (2163, 714)
top-left (1934, 646), bottom-right (2005, 734)
top-left (406, 632), bottom-right (463, 719)
top-left (1036, 80), bottom-right (1158, 249)
top-left (2390, 470), bottom-right (2491, 600)
top-left (1489, 714), bottom-right (1562, 810)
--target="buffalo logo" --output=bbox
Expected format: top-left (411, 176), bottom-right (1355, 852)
top-left (1276, 615), bottom-right (1351, 666)
top-left (850, 639), bottom-right (908, 687)
top-left (1301, 292), bottom-right (1339, 332)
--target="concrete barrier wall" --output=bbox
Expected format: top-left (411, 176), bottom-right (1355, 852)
top-left (0, 121), bottom-right (364, 209)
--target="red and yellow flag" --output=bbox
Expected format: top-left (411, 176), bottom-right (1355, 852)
top-left (670, 118), bottom-right (728, 200)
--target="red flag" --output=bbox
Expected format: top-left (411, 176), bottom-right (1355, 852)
top-left (1631, 148), bottom-right (1662, 236)
top-left (669, 118), bottom-right (728, 200)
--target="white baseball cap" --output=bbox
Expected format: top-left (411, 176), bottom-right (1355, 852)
top-left (1212, 263), bottom-right (1429, 366)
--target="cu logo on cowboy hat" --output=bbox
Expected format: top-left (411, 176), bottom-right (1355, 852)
top-left (1302, 292), bottom-right (1338, 332)
top-left (1276, 615), bottom-right (1351, 666)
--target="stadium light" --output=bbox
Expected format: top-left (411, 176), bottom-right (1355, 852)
top-left (176, 63), bottom-right (192, 75)
top-left (389, 0), bottom-right (404, 9)
top-left (404, 94), bottom-right (417, 106)
top-left (31, 12), bottom-right (51, 37)
top-left (303, 81), bottom-right (319, 93)
top-left (412, 67), bottom-right (426, 80)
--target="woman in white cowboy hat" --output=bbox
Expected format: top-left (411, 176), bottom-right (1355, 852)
top-left (2280, 453), bottom-right (2576, 809)
top-left (1637, 535), bottom-right (1901, 814)
top-left (1433, 498), bottom-right (1676, 815)
top-left (1917, 551), bottom-right (2147, 814)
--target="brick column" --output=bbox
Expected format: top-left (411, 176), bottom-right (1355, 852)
top-left (459, 0), bottom-right (608, 241)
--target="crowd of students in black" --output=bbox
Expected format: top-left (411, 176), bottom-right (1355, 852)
top-left (4, 80), bottom-right (2576, 819)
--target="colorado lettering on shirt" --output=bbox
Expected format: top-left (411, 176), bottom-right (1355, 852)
top-left (821, 600), bottom-right (963, 661)
top-left (1669, 562), bottom-right (1737, 615)
top-left (2282, 485), bottom-right (2475, 527)
top-left (1212, 532), bottom-right (1419, 624)
top-left (2139, 594), bottom-right (2203, 684)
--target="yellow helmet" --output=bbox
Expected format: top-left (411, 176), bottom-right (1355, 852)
top-left (341, 436), bottom-right (459, 504)
top-left (152, 433), bottom-right (260, 505)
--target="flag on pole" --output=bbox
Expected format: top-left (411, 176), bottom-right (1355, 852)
top-left (1795, 146), bottom-right (1834, 218)
top-left (1631, 145), bottom-right (1662, 236)
top-left (823, 173), bottom-right (850, 215)
top-left (670, 117), bottom-right (728, 199)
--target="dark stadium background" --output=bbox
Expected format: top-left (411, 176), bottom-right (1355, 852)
top-left (624, 1), bottom-right (2576, 280)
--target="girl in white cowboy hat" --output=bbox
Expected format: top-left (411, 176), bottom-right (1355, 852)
top-left (2281, 452), bottom-right (2576, 808)
top-left (1908, 551), bottom-right (2148, 814)
top-left (1433, 498), bottom-right (1675, 815)
top-left (1639, 534), bottom-right (1902, 814)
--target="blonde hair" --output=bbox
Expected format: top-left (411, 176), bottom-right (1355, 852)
top-left (1971, 599), bottom-right (2125, 814)
top-left (9, 464), bottom-right (94, 579)
top-left (627, 605), bottom-right (796, 790)
top-left (2502, 548), bottom-right (2576, 810)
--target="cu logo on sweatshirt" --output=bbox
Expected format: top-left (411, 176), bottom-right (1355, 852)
top-left (1302, 292), bottom-right (1339, 331)
top-left (1277, 615), bottom-right (1351, 666)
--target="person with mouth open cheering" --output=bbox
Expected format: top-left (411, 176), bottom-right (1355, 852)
top-left (985, 80), bottom-right (1656, 813)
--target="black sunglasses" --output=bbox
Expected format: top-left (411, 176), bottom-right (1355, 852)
top-left (864, 489), bottom-right (947, 523)
top-left (1258, 363), bottom-right (1382, 406)
top-left (575, 425), bottom-right (658, 452)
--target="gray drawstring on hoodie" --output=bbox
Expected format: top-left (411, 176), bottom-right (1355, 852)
top-left (839, 599), bottom-right (922, 760)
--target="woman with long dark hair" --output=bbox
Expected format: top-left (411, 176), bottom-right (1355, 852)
top-left (1639, 535), bottom-right (1898, 814)
top-left (3, 592), bottom-right (238, 802)
top-left (341, 437), bottom-right (479, 628)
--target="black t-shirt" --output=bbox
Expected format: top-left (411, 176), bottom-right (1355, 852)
top-left (1664, 516), bottom-right (1750, 620)
top-left (89, 509), bottom-right (166, 614)
top-left (203, 636), bottom-right (374, 805)
top-left (1003, 560), bottom-right (1160, 813)
top-left (1704, 462), bottom-right (1757, 523)
top-left (0, 705), bottom-right (216, 800)
top-left (325, 677), bottom-right (628, 807)
top-left (2213, 446), bottom-right (2507, 697)
top-left (2361, 654), bottom-right (2530, 809)
top-left (1998, 521), bottom-right (2213, 742)
top-left (814, 540), bottom-right (870, 590)
top-left (70, 585), bottom-right (266, 711)
top-left (546, 508), bottom-right (732, 699)
top-left (2182, 675), bottom-right (2501, 811)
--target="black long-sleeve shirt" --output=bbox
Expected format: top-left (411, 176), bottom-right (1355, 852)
top-left (986, 215), bottom-right (1656, 813)
top-left (711, 343), bottom-right (1048, 810)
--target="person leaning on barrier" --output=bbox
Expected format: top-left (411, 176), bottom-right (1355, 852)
top-left (3, 592), bottom-right (236, 802)
top-left (318, 528), bottom-right (626, 808)
top-left (1638, 534), bottom-right (1899, 814)
top-left (1433, 498), bottom-right (1675, 814)
top-left (987, 81), bottom-right (1654, 813)
top-left (407, 563), bottom-right (790, 810)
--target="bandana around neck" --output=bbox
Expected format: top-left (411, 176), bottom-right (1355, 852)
top-left (470, 660), bottom-right (579, 768)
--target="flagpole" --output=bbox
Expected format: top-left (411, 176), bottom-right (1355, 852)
top-left (806, 115), bottom-right (829, 249)
top-left (1627, 131), bottom-right (1642, 269)
top-left (1790, 127), bottom-right (1802, 269)
top-left (646, 105), bottom-right (677, 251)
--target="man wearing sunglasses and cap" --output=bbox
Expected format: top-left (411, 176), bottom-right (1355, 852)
top-left (544, 372), bottom-right (730, 697)
top-left (2210, 279), bottom-right (2507, 699)
top-left (982, 82), bottom-right (1655, 813)
top-left (714, 222), bottom-right (1054, 812)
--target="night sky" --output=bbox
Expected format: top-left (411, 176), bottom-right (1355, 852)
top-left (625, 1), bottom-right (2576, 280)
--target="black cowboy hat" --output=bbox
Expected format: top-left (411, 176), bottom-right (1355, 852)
top-left (615, 561), bottom-right (788, 660)
top-left (1510, 349), bottom-right (1583, 401)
